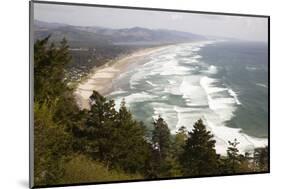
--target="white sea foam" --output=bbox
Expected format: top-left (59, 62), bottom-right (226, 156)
top-left (160, 66), bottom-right (193, 76)
top-left (200, 76), bottom-right (237, 121)
top-left (205, 65), bottom-right (218, 74)
top-left (197, 76), bottom-right (267, 154)
top-left (124, 92), bottom-right (157, 104)
top-left (142, 55), bottom-right (193, 76)
top-left (181, 58), bottom-right (199, 64)
top-left (228, 89), bottom-right (242, 105)
top-left (256, 83), bottom-right (268, 88)
top-left (114, 92), bottom-right (157, 110)
top-left (146, 80), bottom-right (157, 87)
top-left (173, 105), bottom-right (268, 155)
top-left (192, 55), bottom-right (202, 59)
top-left (204, 118), bottom-right (268, 155)
top-left (167, 79), bottom-right (177, 85)
top-left (180, 76), bottom-right (208, 106)
top-left (159, 59), bottom-right (189, 76)
top-left (110, 89), bottom-right (127, 96)
top-left (191, 47), bottom-right (201, 52)
top-left (174, 106), bottom-right (207, 131)
top-left (164, 85), bottom-right (182, 96)
top-left (129, 70), bottom-right (147, 89)
top-left (246, 66), bottom-right (258, 71)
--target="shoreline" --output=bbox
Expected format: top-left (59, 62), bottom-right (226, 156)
top-left (73, 40), bottom-right (268, 155)
top-left (74, 45), bottom-right (173, 109)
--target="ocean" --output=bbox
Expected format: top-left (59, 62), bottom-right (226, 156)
top-left (107, 40), bottom-right (268, 155)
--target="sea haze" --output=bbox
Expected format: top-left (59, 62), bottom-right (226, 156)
top-left (108, 40), bottom-right (268, 155)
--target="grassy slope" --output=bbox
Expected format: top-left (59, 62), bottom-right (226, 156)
top-left (61, 155), bottom-right (143, 184)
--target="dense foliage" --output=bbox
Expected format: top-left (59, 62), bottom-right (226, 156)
top-left (33, 37), bottom-right (269, 186)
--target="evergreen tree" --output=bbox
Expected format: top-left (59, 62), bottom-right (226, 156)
top-left (33, 37), bottom-right (75, 185)
top-left (34, 36), bottom-right (79, 136)
top-left (149, 116), bottom-right (172, 178)
top-left (152, 116), bottom-right (171, 160)
top-left (169, 126), bottom-right (188, 176)
top-left (34, 36), bottom-right (71, 104)
top-left (174, 126), bottom-right (188, 155)
top-left (254, 146), bottom-right (268, 171)
top-left (85, 90), bottom-right (118, 168)
top-left (221, 139), bottom-right (255, 174)
top-left (226, 138), bottom-right (240, 173)
top-left (113, 99), bottom-right (150, 174)
top-left (180, 119), bottom-right (219, 176)
top-left (85, 95), bottom-right (150, 174)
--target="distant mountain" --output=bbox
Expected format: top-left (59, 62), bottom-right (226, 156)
top-left (34, 20), bottom-right (206, 46)
top-left (34, 25), bottom-right (112, 46)
top-left (34, 20), bottom-right (68, 29)
top-left (34, 20), bottom-right (113, 46)
top-left (84, 26), bottom-right (206, 44)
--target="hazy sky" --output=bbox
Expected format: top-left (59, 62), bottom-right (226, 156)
top-left (34, 2), bottom-right (268, 42)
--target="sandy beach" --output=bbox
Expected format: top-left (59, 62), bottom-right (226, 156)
top-left (74, 45), bottom-right (172, 109)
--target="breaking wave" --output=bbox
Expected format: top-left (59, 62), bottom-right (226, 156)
top-left (108, 41), bottom-right (268, 155)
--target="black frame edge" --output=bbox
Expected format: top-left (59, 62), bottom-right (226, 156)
top-left (29, 1), bottom-right (35, 188)
top-left (32, 171), bottom-right (270, 188)
top-left (267, 16), bottom-right (270, 173)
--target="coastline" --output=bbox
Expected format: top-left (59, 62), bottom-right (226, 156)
top-left (74, 41), bottom-right (268, 155)
top-left (74, 45), bottom-right (172, 109)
